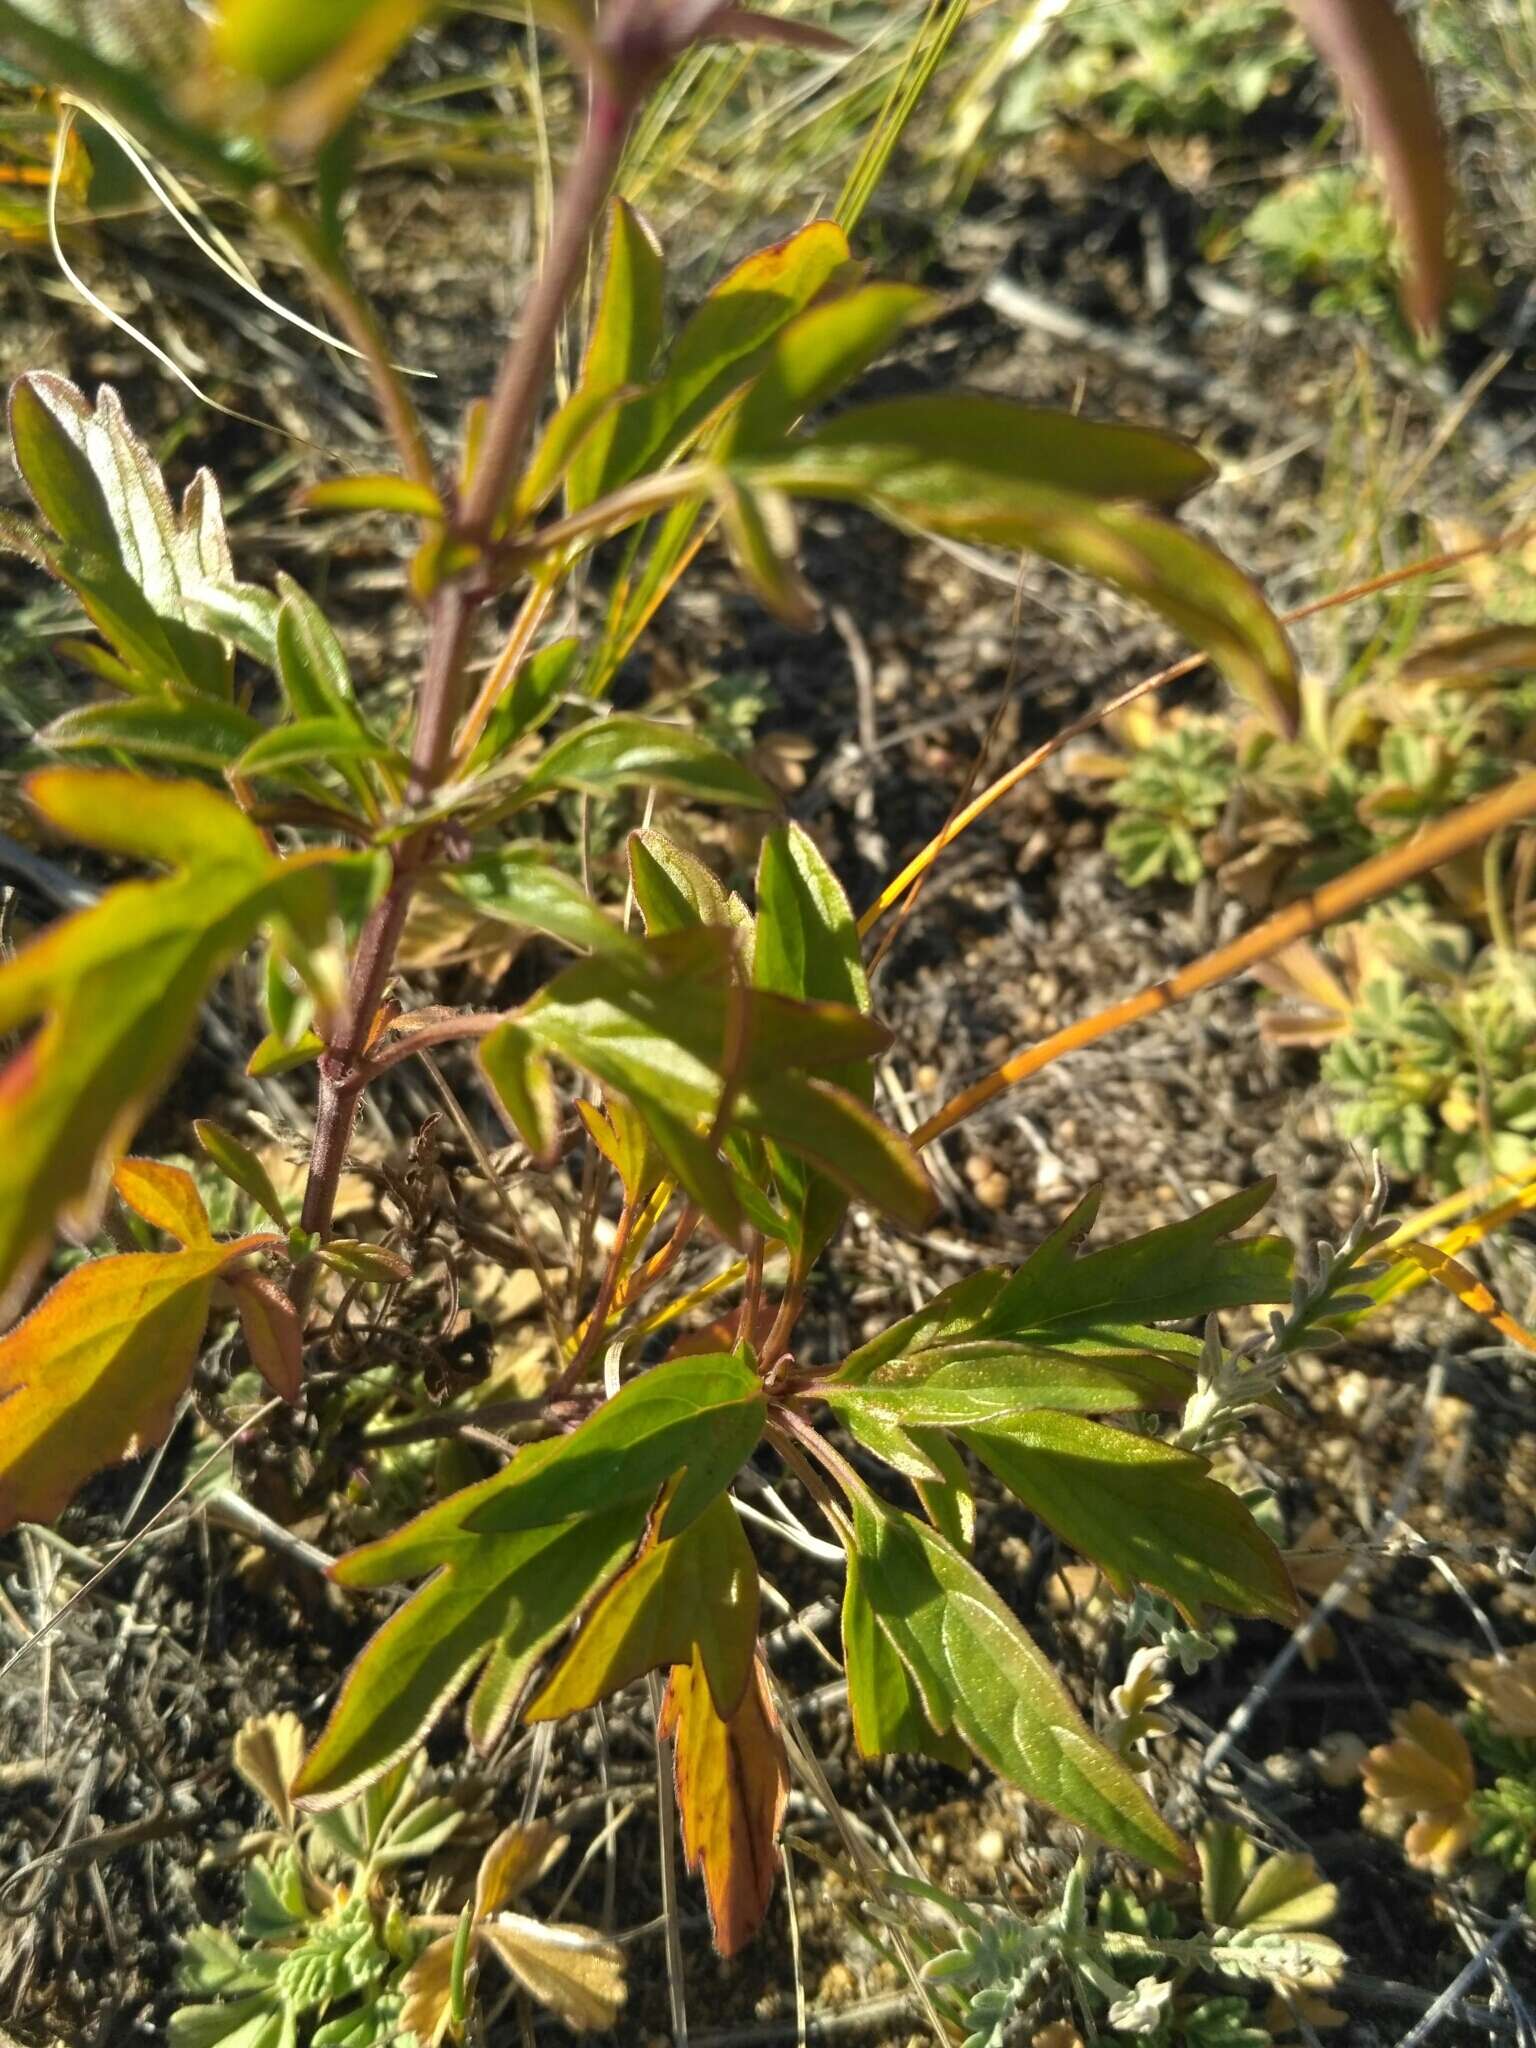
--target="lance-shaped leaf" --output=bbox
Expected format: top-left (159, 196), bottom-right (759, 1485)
top-left (824, 1347), bottom-right (1195, 1474)
top-left (9, 374), bottom-right (236, 698)
top-left (0, 1161), bottom-right (275, 1531)
top-left (527, 1490), bottom-right (758, 1719)
top-left (564, 198), bottom-right (666, 513)
top-left (517, 714), bottom-right (777, 811)
top-left (479, 928), bottom-right (932, 1244)
top-left (723, 284), bottom-right (933, 459)
top-left (660, 1649), bottom-right (789, 1957)
top-left (963, 1414), bottom-right (1298, 1625)
top-left (598, 219), bottom-right (855, 495)
top-left (0, 771), bottom-right (334, 1319)
top-left (442, 848), bottom-right (643, 959)
top-left (464, 1351), bottom-right (767, 1541)
top-left (752, 823), bottom-right (871, 1260)
top-left (745, 398), bottom-right (1296, 734)
top-left (41, 698), bottom-right (261, 770)
top-left (228, 1268), bottom-right (305, 1403)
top-left (296, 1355), bottom-right (767, 1803)
top-left (843, 1544), bottom-right (968, 1767)
top-left (977, 1183), bottom-right (1292, 1351)
top-left (752, 394), bottom-right (1215, 507)
top-left (297, 1506), bottom-right (648, 1808)
top-left (846, 1494), bottom-right (1189, 1872)
top-left (1288, 0), bottom-right (1451, 332)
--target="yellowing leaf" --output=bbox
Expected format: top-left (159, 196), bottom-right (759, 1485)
top-left (114, 1155), bottom-right (213, 1246)
top-left (0, 770), bottom-right (333, 1318)
top-left (232, 1710), bottom-right (306, 1830)
top-left (1362, 1701), bottom-right (1476, 1873)
top-left (1454, 1647), bottom-right (1536, 1742)
top-left (660, 1649), bottom-right (789, 1958)
top-left (478, 1916), bottom-right (626, 2032)
top-left (526, 1492), bottom-right (759, 1720)
top-left (474, 1821), bottom-right (567, 1919)
top-left (0, 1231), bottom-right (272, 1531)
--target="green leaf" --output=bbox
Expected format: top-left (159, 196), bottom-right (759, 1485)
top-left (748, 402), bottom-right (1297, 734)
top-left (962, 1415), bottom-right (1298, 1624)
top-left (517, 384), bottom-right (636, 528)
top-left (825, 1346), bottom-right (1195, 1446)
top-left (843, 1543), bottom-right (968, 1767)
top-left (463, 1351), bottom-right (767, 1540)
top-left (296, 1504), bottom-right (646, 1808)
top-left (526, 1491), bottom-right (758, 1719)
top-left (980, 1184), bottom-right (1291, 1349)
top-left (724, 283), bottom-right (933, 459)
top-left (628, 830), bottom-right (750, 954)
top-left (274, 579), bottom-right (357, 719)
top-left (194, 1119), bottom-right (289, 1228)
top-left (754, 823), bottom-right (867, 1014)
top-left (602, 219), bottom-right (854, 493)
top-left (518, 715), bottom-right (777, 811)
top-left (846, 1494), bottom-right (1189, 1871)
top-left (715, 475), bottom-right (820, 629)
top-left (758, 394), bottom-right (1215, 508)
top-left (41, 697), bottom-right (261, 769)
top-left (479, 1021), bottom-right (561, 1165)
top-left (443, 848), bottom-right (641, 958)
top-left (9, 375), bottom-right (234, 698)
top-left (469, 637), bottom-right (579, 768)
top-left (479, 929), bottom-right (930, 1242)
top-left (752, 823), bottom-right (872, 1260)
top-left (299, 1355), bottom-right (766, 1804)
top-left (565, 198), bottom-right (666, 513)
top-left (232, 717), bottom-right (397, 780)
top-left (0, 770), bottom-right (335, 1317)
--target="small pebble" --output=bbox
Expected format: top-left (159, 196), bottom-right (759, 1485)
top-left (1311, 1731), bottom-right (1368, 1787)
top-left (975, 1826), bottom-right (1008, 1866)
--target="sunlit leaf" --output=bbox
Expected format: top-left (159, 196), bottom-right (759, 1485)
top-left (443, 848), bottom-right (641, 958)
top-left (527, 1491), bottom-right (758, 1719)
top-left (723, 283), bottom-right (932, 459)
top-left (518, 714), bottom-right (778, 810)
top-left (114, 1155), bottom-right (214, 1247)
top-left (194, 1118), bottom-right (289, 1228)
top-left (1395, 1239), bottom-right (1536, 1355)
top-left (478, 1918), bottom-right (626, 2033)
top-left (297, 1355), bottom-right (766, 1803)
top-left (301, 473), bottom-right (443, 519)
top-left (0, 1212), bottom-right (275, 1531)
top-left (846, 1493), bottom-right (1189, 1872)
top-left (0, 770), bottom-right (334, 1318)
top-left (660, 1649), bottom-right (789, 1957)
top-left (41, 698), bottom-right (261, 769)
top-left (565, 198), bottom-right (666, 513)
top-left (9, 374), bottom-right (235, 698)
top-left (963, 1415), bottom-right (1298, 1625)
top-left (232, 717), bottom-right (398, 780)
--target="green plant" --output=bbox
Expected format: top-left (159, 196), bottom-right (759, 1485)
top-left (954, 0), bottom-right (1307, 152)
top-left (1244, 167), bottom-right (1410, 336)
top-left (908, 1820), bottom-right (1343, 2047)
top-left (173, 1713), bottom-right (624, 2046)
top-left (0, 0), bottom-right (1517, 1992)
top-left (1105, 718), bottom-right (1235, 888)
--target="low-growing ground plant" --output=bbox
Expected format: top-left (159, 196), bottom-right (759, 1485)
top-left (1360, 1650), bottom-right (1536, 1913)
top-left (0, 0), bottom-right (1529, 2030)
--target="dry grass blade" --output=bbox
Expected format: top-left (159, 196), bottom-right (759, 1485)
top-left (914, 770), bottom-right (1536, 1147)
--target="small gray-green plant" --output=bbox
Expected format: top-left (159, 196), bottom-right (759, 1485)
top-left (172, 1714), bottom-right (624, 2047)
top-left (911, 1822), bottom-right (1343, 2048)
